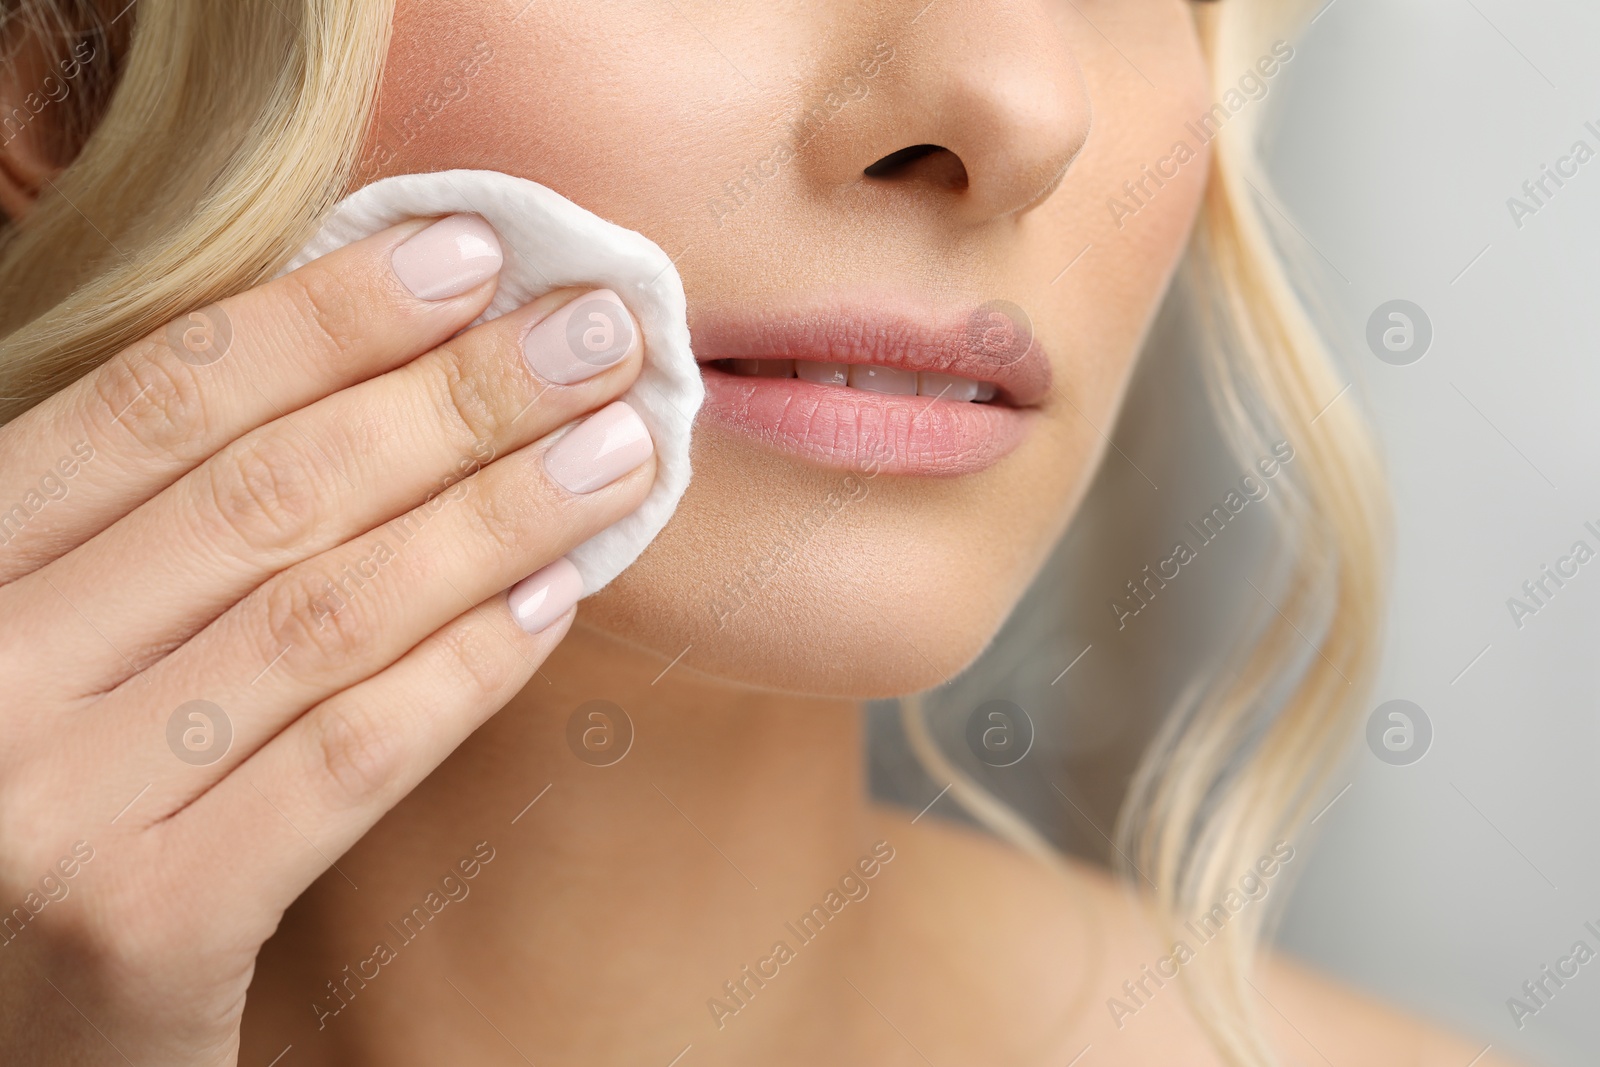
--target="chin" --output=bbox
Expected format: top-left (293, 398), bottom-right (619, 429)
top-left (584, 562), bottom-right (1015, 699)
top-left (580, 422), bottom-right (1081, 698)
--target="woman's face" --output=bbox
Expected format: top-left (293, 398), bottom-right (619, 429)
top-left (376, 0), bottom-right (1211, 696)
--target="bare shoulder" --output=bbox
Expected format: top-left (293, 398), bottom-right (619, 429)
top-left (869, 805), bottom-right (1522, 1066)
top-left (1254, 952), bottom-right (1522, 1067)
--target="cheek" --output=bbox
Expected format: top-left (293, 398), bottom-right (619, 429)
top-left (1015, 14), bottom-right (1212, 489)
top-left (375, 0), bottom-right (752, 246)
top-left (1044, 11), bottom-right (1214, 359)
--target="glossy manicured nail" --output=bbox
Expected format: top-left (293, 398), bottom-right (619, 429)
top-left (524, 289), bottom-right (637, 385)
top-left (509, 557), bottom-right (583, 634)
top-left (391, 215), bottom-right (503, 300)
top-left (544, 401), bottom-right (653, 494)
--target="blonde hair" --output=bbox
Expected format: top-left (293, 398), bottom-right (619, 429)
top-left (0, 3), bottom-right (1383, 1065)
top-left (904, 3), bottom-right (1387, 1065)
top-left (0, 0), bottom-right (393, 411)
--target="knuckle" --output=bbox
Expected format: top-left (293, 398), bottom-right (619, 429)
top-left (278, 266), bottom-right (366, 367)
top-left (258, 561), bottom-right (382, 674)
top-left (202, 432), bottom-right (325, 555)
top-left (428, 349), bottom-right (509, 453)
top-left (308, 698), bottom-right (404, 804)
top-left (90, 341), bottom-right (211, 461)
top-left (437, 621), bottom-right (517, 703)
top-left (461, 478), bottom-right (530, 557)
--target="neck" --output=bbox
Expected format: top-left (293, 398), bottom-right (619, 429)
top-left (475, 619), bottom-right (874, 886)
top-left (259, 621), bottom-right (885, 1061)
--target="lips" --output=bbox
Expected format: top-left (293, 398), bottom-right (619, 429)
top-left (689, 304), bottom-right (1052, 476)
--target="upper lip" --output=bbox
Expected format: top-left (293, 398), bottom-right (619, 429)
top-left (687, 302), bottom-right (1054, 407)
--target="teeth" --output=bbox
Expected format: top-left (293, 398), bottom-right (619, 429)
top-left (795, 360), bottom-right (848, 386)
top-left (730, 359), bottom-right (794, 377)
top-left (720, 359), bottom-right (999, 403)
top-left (848, 364), bottom-right (918, 396)
top-left (917, 372), bottom-right (979, 403)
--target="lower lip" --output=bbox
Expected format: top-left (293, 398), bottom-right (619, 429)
top-left (696, 365), bottom-right (1034, 476)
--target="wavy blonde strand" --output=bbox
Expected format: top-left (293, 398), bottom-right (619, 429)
top-left (0, 0), bottom-right (395, 422)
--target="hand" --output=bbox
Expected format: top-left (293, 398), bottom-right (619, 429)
top-left (0, 215), bottom-right (654, 1065)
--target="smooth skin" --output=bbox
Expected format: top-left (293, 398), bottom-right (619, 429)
top-left (0, 1), bottom-right (1524, 1065)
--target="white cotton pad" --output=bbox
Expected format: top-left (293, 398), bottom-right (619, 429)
top-left (279, 169), bottom-right (702, 595)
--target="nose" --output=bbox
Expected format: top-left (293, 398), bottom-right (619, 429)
top-left (808, 2), bottom-right (1092, 224)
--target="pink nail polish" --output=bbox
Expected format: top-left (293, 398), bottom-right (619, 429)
top-left (509, 557), bottom-right (583, 633)
top-left (544, 401), bottom-right (653, 495)
top-left (524, 290), bottom-right (637, 385)
top-left (391, 215), bottom-right (503, 300)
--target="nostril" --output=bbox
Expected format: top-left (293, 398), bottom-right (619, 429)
top-left (863, 144), bottom-right (970, 190)
top-left (864, 144), bottom-right (942, 176)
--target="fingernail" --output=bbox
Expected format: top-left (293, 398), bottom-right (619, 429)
top-left (391, 215), bottom-right (503, 300)
top-left (524, 290), bottom-right (637, 385)
top-left (509, 557), bottom-right (583, 634)
top-left (544, 401), bottom-right (653, 494)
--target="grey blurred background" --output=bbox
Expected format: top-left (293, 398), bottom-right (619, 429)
top-left (1268, 3), bottom-right (1600, 1064)
top-left (872, 1), bottom-right (1600, 1063)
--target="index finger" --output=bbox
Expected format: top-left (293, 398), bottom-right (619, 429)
top-left (0, 214), bottom-right (503, 579)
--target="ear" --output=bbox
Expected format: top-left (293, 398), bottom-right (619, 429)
top-left (0, 26), bottom-right (73, 222)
